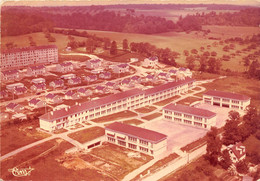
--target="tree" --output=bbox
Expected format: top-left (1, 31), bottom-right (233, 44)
top-left (103, 38), bottom-right (111, 50)
top-left (191, 49), bottom-right (198, 54)
top-left (248, 60), bottom-right (259, 78)
top-left (199, 56), bottom-right (207, 72)
top-left (236, 160), bottom-right (248, 174)
top-left (219, 149), bottom-right (232, 169)
top-left (123, 39), bottom-right (128, 51)
top-left (86, 38), bottom-right (95, 53)
top-left (205, 127), bottom-right (222, 166)
top-left (228, 110), bottom-right (240, 121)
top-left (183, 50), bottom-right (189, 56)
top-left (186, 56), bottom-right (196, 70)
top-left (243, 106), bottom-right (259, 134)
top-left (110, 41), bottom-right (117, 55)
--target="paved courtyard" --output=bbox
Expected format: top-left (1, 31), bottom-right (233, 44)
top-left (142, 119), bottom-right (208, 151)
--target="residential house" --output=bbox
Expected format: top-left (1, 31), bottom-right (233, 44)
top-left (1, 69), bottom-right (19, 81)
top-left (68, 77), bottom-right (81, 85)
top-left (178, 67), bottom-right (192, 78)
top-left (6, 83), bottom-right (24, 91)
top-left (169, 69), bottom-right (178, 76)
top-left (49, 79), bottom-right (64, 89)
top-left (226, 142), bottom-right (246, 164)
top-left (46, 93), bottom-right (63, 104)
top-left (105, 82), bottom-right (118, 89)
top-left (95, 85), bottom-right (108, 94)
top-left (61, 73), bottom-right (76, 80)
top-left (143, 56), bottom-right (158, 67)
top-left (0, 90), bottom-right (8, 99)
top-left (203, 90), bottom-right (250, 110)
top-left (6, 103), bottom-right (24, 112)
top-left (158, 72), bottom-right (170, 80)
top-left (56, 62), bottom-right (73, 73)
top-left (86, 59), bottom-right (102, 69)
top-left (85, 75), bottom-right (98, 82)
top-left (28, 98), bottom-right (46, 109)
top-left (163, 104), bottom-right (217, 129)
top-left (32, 78), bottom-right (45, 84)
top-left (77, 88), bottom-right (92, 97)
top-left (30, 83), bottom-right (46, 92)
top-left (99, 72), bottom-right (111, 79)
top-left (105, 122), bottom-right (167, 156)
top-left (131, 75), bottom-right (141, 83)
top-left (121, 78), bottom-right (134, 87)
top-left (64, 90), bottom-right (80, 100)
top-left (144, 74), bottom-right (157, 82)
top-left (12, 113), bottom-right (27, 120)
top-left (112, 63), bottom-right (130, 73)
top-left (27, 65), bottom-right (46, 76)
top-left (14, 87), bottom-right (27, 95)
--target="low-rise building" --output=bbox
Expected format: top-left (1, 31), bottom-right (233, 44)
top-left (46, 93), bottom-right (63, 104)
top-left (77, 88), bottom-right (92, 97)
top-left (105, 82), bottom-right (118, 89)
top-left (226, 142), bottom-right (246, 164)
top-left (158, 72), bottom-right (170, 80)
top-left (112, 63), bottom-right (130, 73)
top-left (28, 98), bottom-right (46, 109)
top-left (0, 90), bottom-right (8, 99)
top-left (178, 67), bottom-right (192, 78)
top-left (30, 83), bottom-right (46, 92)
top-left (99, 72), bottom-right (111, 79)
top-left (61, 73), bottom-right (76, 80)
top-left (12, 113), bottom-right (27, 120)
top-left (169, 69), bottom-right (178, 76)
top-left (105, 122), bottom-right (167, 156)
top-left (27, 65), bottom-right (46, 76)
top-left (163, 104), bottom-right (216, 129)
top-left (131, 75), bottom-right (141, 83)
top-left (6, 83), bottom-right (24, 91)
top-left (49, 79), bottom-right (64, 88)
top-left (68, 77), bottom-right (81, 85)
top-left (203, 90), bottom-right (250, 110)
top-left (143, 56), bottom-right (158, 67)
top-left (85, 75), bottom-right (98, 82)
top-left (6, 103), bottom-right (24, 112)
top-left (95, 85), bottom-right (108, 94)
top-left (144, 74), bottom-right (157, 82)
top-left (14, 87), bottom-right (27, 95)
top-left (86, 59), bottom-right (102, 69)
top-left (1, 69), bottom-right (19, 81)
top-left (64, 90), bottom-right (80, 100)
top-left (32, 78), bottom-right (45, 84)
top-left (56, 62), bottom-right (73, 73)
top-left (121, 78), bottom-right (134, 87)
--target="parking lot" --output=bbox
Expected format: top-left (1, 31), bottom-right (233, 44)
top-left (142, 119), bottom-right (208, 151)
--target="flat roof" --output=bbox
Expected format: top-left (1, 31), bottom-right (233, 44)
top-left (204, 90), bottom-right (250, 101)
top-left (106, 122), bottom-right (167, 143)
top-left (2, 45), bottom-right (57, 54)
top-left (163, 104), bottom-right (216, 118)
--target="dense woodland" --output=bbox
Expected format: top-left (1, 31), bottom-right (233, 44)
top-left (2, 5), bottom-right (260, 36)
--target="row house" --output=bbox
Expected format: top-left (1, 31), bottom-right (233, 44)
top-left (203, 90), bottom-right (250, 111)
top-left (6, 103), bottom-right (24, 112)
top-left (56, 62), bottom-right (73, 73)
top-left (6, 83), bottom-right (24, 91)
top-left (28, 98), bottom-right (46, 109)
top-left (30, 83), bottom-right (46, 92)
top-left (86, 59), bottom-right (102, 69)
top-left (32, 78), bottom-right (45, 84)
top-left (131, 75), bottom-right (141, 84)
top-left (105, 122), bottom-right (167, 156)
top-left (85, 75), bottom-right (98, 82)
top-left (68, 77), bottom-right (81, 85)
top-left (158, 72), bottom-right (170, 80)
top-left (46, 93), bottom-right (63, 104)
top-left (0, 90), bottom-right (8, 99)
top-left (121, 78), bottom-right (135, 87)
top-left (27, 65), bottom-right (46, 76)
top-left (95, 85), bottom-right (108, 94)
top-left (143, 56), bottom-right (158, 67)
top-left (144, 74), bottom-right (157, 82)
top-left (105, 82), bottom-right (118, 90)
top-left (99, 72), bottom-right (111, 79)
top-left (77, 88), bottom-right (92, 97)
top-left (14, 87), bottom-right (27, 95)
top-left (1, 69), bottom-right (19, 81)
top-left (112, 63), bottom-right (130, 73)
top-left (49, 79), bottom-right (64, 89)
top-left (61, 73), bottom-right (76, 80)
top-left (1, 45), bottom-right (58, 70)
top-left (163, 104), bottom-right (216, 129)
top-left (64, 90), bottom-right (80, 100)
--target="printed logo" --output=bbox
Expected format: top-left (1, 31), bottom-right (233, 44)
top-left (8, 167), bottom-right (34, 177)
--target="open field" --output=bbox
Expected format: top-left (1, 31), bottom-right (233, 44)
top-left (141, 113), bottom-right (162, 121)
top-left (0, 120), bottom-right (51, 156)
top-left (123, 119), bottom-right (144, 125)
top-left (68, 127), bottom-right (105, 144)
top-left (177, 96), bottom-right (202, 105)
top-left (80, 142), bottom-right (153, 180)
top-left (91, 110), bottom-right (138, 123)
top-left (135, 106), bottom-right (157, 113)
top-left (154, 95), bottom-right (181, 106)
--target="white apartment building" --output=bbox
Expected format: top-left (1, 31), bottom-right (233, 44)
top-left (105, 122), bottom-right (167, 156)
top-left (1, 45), bottom-right (58, 70)
top-left (163, 104), bottom-right (217, 129)
top-left (203, 90), bottom-right (250, 111)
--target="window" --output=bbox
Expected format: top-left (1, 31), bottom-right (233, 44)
top-left (184, 120), bottom-right (192, 124)
top-left (118, 140), bottom-right (126, 146)
top-left (223, 98), bottom-right (230, 102)
top-left (164, 110), bottom-right (172, 114)
top-left (194, 116), bottom-right (202, 121)
top-left (194, 122), bottom-right (202, 127)
top-left (184, 114), bottom-right (192, 119)
top-left (174, 112), bottom-right (182, 116)
top-left (213, 97), bottom-right (220, 101)
top-left (232, 100), bottom-right (239, 104)
top-left (129, 136), bottom-right (137, 142)
top-left (139, 146), bottom-right (148, 152)
top-left (174, 118), bottom-right (182, 122)
top-left (108, 137), bottom-right (115, 142)
top-left (164, 115), bottom-right (172, 120)
top-left (140, 140), bottom-right (148, 146)
top-left (128, 143), bottom-right (137, 149)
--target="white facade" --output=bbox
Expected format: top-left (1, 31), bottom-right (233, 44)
top-left (143, 57), bottom-right (158, 67)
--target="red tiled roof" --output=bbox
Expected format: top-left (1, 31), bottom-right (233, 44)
top-left (29, 98), bottom-right (41, 105)
top-left (106, 82), bottom-right (115, 87)
top-left (163, 104), bottom-right (216, 118)
top-left (229, 142), bottom-right (246, 160)
top-left (118, 63), bottom-right (129, 68)
top-left (14, 87), bottom-right (27, 93)
top-left (106, 122), bottom-right (167, 143)
top-left (144, 77), bottom-right (194, 96)
top-left (2, 45), bottom-right (57, 54)
top-left (39, 88), bottom-right (142, 122)
top-left (204, 90), bottom-right (250, 101)
top-left (6, 103), bottom-right (19, 109)
top-left (2, 69), bottom-right (18, 75)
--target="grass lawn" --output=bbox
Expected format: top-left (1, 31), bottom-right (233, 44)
top-left (91, 110), bottom-right (138, 123)
top-left (68, 126), bottom-right (105, 144)
top-left (0, 120), bottom-right (51, 156)
top-left (177, 96), bottom-right (202, 105)
top-left (154, 95), bottom-right (181, 106)
top-left (135, 106), bottom-right (157, 113)
top-left (141, 113), bottom-right (162, 121)
top-left (134, 153), bottom-right (179, 180)
top-left (80, 142), bottom-right (153, 180)
top-left (123, 119), bottom-right (143, 125)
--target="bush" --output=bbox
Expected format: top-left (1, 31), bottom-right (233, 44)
top-left (236, 160), bottom-right (248, 174)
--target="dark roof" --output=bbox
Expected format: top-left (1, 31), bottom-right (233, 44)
top-left (229, 142), bottom-right (246, 160)
top-left (2, 69), bottom-right (18, 75)
top-left (65, 90), bottom-right (76, 96)
top-left (46, 93), bottom-right (56, 99)
top-left (163, 104), bottom-right (216, 118)
top-left (14, 87), bottom-right (27, 93)
top-left (144, 77), bottom-right (194, 96)
top-left (89, 59), bottom-right (101, 63)
top-left (204, 90), bottom-right (250, 101)
top-left (131, 75), bottom-right (140, 80)
top-left (106, 122), bottom-right (167, 143)
top-left (101, 72), bottom-right (111, 76)
top-left (29, 98), bottom-right (41, 105)
top-left (60, 62), bottom-right (73, 67)
top-left (106, 82), bottom-right (115, 86)
top-left (2, 45), bottom-right (57, 54)
top-left (6, 103), bottom-right (19, 109)
top-left (33, 83), bottom-right (46, 89)
top-left (179, 67), bottom-right (188, 71)
top-left (169, 69), bottom-right (177, 74)
top-left (118, 63), bottom-right (129, 68)
top-left (146, 74), bottom-right (155, 79)
top-left (148, 56), bottom-right (158, 61)
top-left (86, 75), bottom-right (97, 80)
top-left (96, 85), bottom-right (105, 90)
top-left (70, 77), bottom-right (81, 83)
top-left (52, 79), bottom-right (64, 85)
top-left (158, 72), bottom-right (168, 77)
top-left (29, 65), bottom-right (45, 70)
top-left (122, 78), bottom-right (131, 84)
top-left (39, 88), bottom-right (142, 122)
top-left (77, 88), bottom-right (86, 93)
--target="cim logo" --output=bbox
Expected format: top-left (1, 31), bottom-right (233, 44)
top-left (8, 167), bottom-right (34, 177)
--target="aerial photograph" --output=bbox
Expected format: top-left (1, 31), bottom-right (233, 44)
top-left (0, 0), bottom-right (259, 180)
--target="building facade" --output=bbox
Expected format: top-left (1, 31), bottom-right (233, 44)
top-left (105, 122), bottom-right (167, 156)
top-left (1, 45), bottom-right (58, 70)
top-left (1, 69), bottom-right (19, 81)
top-left (203, 90), bottom-right (250, 110)
top-left (163, 104), bottom-right (216, 129)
